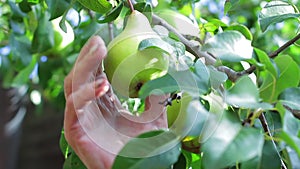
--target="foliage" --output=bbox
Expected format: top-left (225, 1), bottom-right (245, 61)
top-left (1, 0), bottom-right (300, 168)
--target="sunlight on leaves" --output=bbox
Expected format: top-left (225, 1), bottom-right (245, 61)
top-left (259, 1), bottom-right (300, 32)
top-left (201, 31), bottom-right (253, 62)
top-left (77, 0), bottom-right (112, 14)
top-left (225, 76), bottom-right (272, 109)
top-left (224, 0), bottom-right (240, 14)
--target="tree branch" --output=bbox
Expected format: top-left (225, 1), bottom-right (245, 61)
top-left (152, 14), bottom-right (216, 65)
top-left (236, 33), bottom-right (300, 79)
top-left (153, 13), bottom-right (300, 82)
top-left (269, 33), bottom-right (300, 58)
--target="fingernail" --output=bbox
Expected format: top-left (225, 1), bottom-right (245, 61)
top-left (95, 79), bottom-right (109, 97)
top-left (88, 43), bottom-right (99, 56)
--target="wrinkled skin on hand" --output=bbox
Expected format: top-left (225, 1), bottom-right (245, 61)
top-left (63, 36), bottom-right (168, 169)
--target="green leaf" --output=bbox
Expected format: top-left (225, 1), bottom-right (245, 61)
top-left (203, 19), bottom-right (227, 33)
top-left (258, 1), bottom-right (300, 32)
top-left (59, 13), bottom-right (68, 33)
top-left (273, 55), bottom-right (300, 98)
top-left (138, 38), bottom-right (174, 54)
top-left (201, 111), bottom-right (264, 169)
top-left (260, 55), bottom-right (300, 103)
top-left (279, 109), bottom-right (300, 157)
top-left (170, 99), bottom-right (210, 137)
top-left (10, 19), bottom-right (25, 34)
top-left (280, 131), bottom-right (300, 158)
top-left (241, 141), bottom-right (281, 169)
top-left (98, 2), bottom-right (123, 23)
top-left (12, 55), bottom-right (37, 87)
top-left (139, 65), bottom-right (210, 99)
top-left (203, 22), bottom-right (218, 33)
top-left (19, 0), bottom-right (32, 13)
top-left (284, 147), bottom-right (300, 169)
top-left (225, 76), bottom-right (272, 109)
top-left (9, 34), bottom-right (32, 65)
top-left (259, 70), bottom-right (277, 103)
top-left (138, 72), bottom-right (180, 99)
top-left (59, 129), bottom-right (71, 159)
top-left (63, 152), bottom-right (87, 169)
top-left (201, 30), bottom-right (253, 62)
top-left (254, 48), bottom-right (277, 76)
top-left (112, 130), bottom-right (181, 169)
top-left (77, 0), bottom-right (112, 14)
top-left (225, 24), bottom-right (253, 40)
top-left (189, 153), bottom-right (201, 168)
top-left (193, 59), bottom-right (211, 93)
top-left (46, 0), bottom-right (70, 20)
top-left (173, 153), bottom-right (188, 169)
top-left (31, 12), bottom-right (54, 53)
top-left (207, 66), bottom-right (228, 89)
top-left (28, 0), bottom-right (39, 3)
top-left (279, 87), bottom-right (300, 111)
top-left (134, 2), bottom-right (153, 22)
top-left (8, 1), bottom-right (27, 19)
top-left (162, 37), bottom-right (186, 56)
top-left (224, 0), bottom-right (240, 14)
top-left (185, 100), bottom-right (210, 136)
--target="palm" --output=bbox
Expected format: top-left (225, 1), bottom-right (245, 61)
top-left (64, 36), bottom-right (168, 169)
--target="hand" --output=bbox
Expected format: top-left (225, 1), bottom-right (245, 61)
top-left (63, 36), bottom-right (168, 169)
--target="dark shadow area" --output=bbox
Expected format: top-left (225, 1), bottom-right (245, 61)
top-left (0, 81), bottom-right (64, 169)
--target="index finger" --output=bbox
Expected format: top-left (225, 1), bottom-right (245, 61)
top-left (64, 36), bottom-right (107, 97)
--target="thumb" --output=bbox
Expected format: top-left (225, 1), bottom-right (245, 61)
top-left (117, 94), bottom-right (169, 125)
top-left (137, 94), bottom-right (170, 123)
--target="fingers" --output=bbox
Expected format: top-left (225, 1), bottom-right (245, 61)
top-left (142, 94), bottom-right (169, 123)
top-left (77, 36), bottom-right (106, 63)
top-left (64, 77), bottom-right (110, 130)
top-left (72, 36), bottom-right (107, 91)
top-left (69, 78), bottom-right (110, 111)
top-left (118, 94), bottom-right (169, 125)
top-left (64, 36), bottom-right (107, 98)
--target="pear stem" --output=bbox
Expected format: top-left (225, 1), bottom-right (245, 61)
top-left (127, 0), bottom-right (135, 13)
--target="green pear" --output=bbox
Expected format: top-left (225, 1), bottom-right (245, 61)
top-left (167, 93), bottom-right (210, 137)
top-left (104, 10), bottom-right (169, 98)
top-left (156, 9), bottom-right (199, 37)
top-left (167, 93), bottom-right (192, 127)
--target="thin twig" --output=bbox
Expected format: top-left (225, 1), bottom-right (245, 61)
top-left (127, 0), bottom-right (135, 13)
top-left (87, 10), bottom-right (95, 19)
top-left (259, 113), bottom-right (287, 169)
top-left (108, 22), bottom-right (114, 41)
top-left (269, 33), bottom-right (300, 58)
